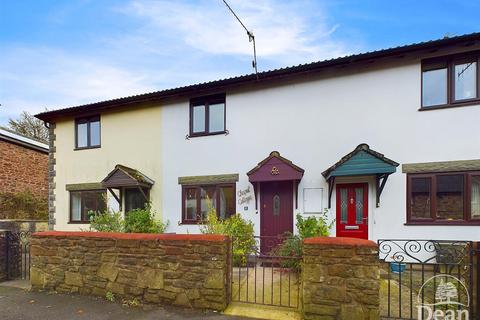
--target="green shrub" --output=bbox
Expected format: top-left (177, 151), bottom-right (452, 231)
top-left (0, 191), bottom-right (48, 220)
top-left (89, 210), bottom-right (124, 232)
top-left (272, 211), bottom-right (334, 270)
top-left (270, 233), bottom-right (302, 270)
top-left (296, 211), bottom-right (334, 238)
top-left (89, 205), bottom-right (168, 234)
top-left (124, 206), bottom-right (168, 233)
top-left (200, 204), bottom-right (256, 266)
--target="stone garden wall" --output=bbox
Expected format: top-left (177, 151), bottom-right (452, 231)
top-left (0, 220), bottom-right (48, 232)
top-left (302, 237), bottom-right (380, 320)
top-left (30, 232), bottom-right (231, 311)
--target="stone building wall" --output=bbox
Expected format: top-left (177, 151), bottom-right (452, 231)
top-left (302, 237), bottom-right (380, 320)
top-left (30, 232), bottom-right (231, 311)
top-left (47, 124), bottom-right (55, 229)
top-left (0, 139), bottom-right (48, 198)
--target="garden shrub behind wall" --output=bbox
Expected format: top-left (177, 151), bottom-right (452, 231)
top-left (30, 232), bottom-right (231, 311)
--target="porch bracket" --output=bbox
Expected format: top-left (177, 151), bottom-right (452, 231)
top-left (327, 177), bottom-right (335, 209)
top-left (137, 186), bottom-right (149, 202)
top-left (375, 174), bottom-right (389, 208)
top-left (107, 187), bottom-right (121, 207)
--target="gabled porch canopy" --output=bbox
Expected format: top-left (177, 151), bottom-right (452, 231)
top-left (247, 151), bottom-right (304, 182)
top-left (101, 165), bottom-right (155, 208)
top-left (247, 151), bottom-right (304, 209)
top-left (322, 144), bottom-right (399, 208)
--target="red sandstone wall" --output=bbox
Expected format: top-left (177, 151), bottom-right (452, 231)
top-left (0, 140), bottom-right (48, 198)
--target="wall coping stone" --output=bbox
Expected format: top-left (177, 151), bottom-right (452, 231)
top-left (304, 236), bottom-right (377, 247)
top-left (32, 231), bottom-right (228, 242)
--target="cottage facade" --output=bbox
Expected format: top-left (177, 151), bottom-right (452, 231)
top-left (37, 33), bottom-right (480, 240)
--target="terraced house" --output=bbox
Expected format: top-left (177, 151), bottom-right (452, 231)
top-left (36, 32), bottom-right (480, 241)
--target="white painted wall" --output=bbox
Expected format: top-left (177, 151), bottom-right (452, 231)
top-left (160, 60), bottom-right (480, 240)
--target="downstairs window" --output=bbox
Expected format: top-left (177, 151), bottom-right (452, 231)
top-left (70, 190), bottom-right (107, 223)
top-left (407, 172), bottom-right (480, 224)
top-left (182, 184), bottom-right (235, 224)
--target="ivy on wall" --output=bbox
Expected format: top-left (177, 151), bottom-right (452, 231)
top-left (0, 191), bottom-right (48, 220)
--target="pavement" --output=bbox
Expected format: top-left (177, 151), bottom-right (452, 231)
top-left (0, 285), bottom-right (253, 320)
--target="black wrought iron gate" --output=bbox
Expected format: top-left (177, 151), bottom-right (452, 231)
top-left (230, 235), bottom-right (301, 308)
top-left (378, 239), bottom-right (475, 320)
top-left (5, 231), bottom-right (31, 280)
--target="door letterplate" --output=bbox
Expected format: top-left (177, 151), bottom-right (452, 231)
top-left (345, 225), bottom-right (360, 230)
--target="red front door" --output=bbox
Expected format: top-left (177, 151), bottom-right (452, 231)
top-left (260, 181), bottom-right (294, 253)
top-left (336, 183), bottom-right (368, 239)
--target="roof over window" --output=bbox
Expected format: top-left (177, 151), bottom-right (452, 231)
top-left (322, 144), bottom-right (399, 180)
top-left (403, 159), bottom-right (480, 174)
top-left (102, 165), bottom-right (154, 188)
top-left (178, 174), bottom-right (239, 185)
top-left (247, 151), bottom-right (304, 183)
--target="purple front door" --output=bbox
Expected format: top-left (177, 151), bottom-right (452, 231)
top-left (260, 181), bottom-right (294, 253)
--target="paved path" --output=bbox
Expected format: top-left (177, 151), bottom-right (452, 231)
top-left (0, 286), bottom-right (251, 320)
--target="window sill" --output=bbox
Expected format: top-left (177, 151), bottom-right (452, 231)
top-left (405, 221), bottom-right (480, 226)
top-left (419, 99), bottom-right (480, 111)
top-left (74, 145), bottom-right (101, 151)
top-left (179, 221), bottom-right (206, 225)
top-left (188, 131), bottom-right (227, 138)
top-left (68, 221), bottom-right (91, 224)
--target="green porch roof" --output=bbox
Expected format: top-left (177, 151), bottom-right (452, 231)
top-left (322, 144), bottom-right (399, 180)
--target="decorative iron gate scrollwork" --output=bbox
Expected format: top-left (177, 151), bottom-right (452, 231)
top-left (378, 239), bottom-right (474, 320)
top-left (6, 231), bottom-right (31, 280)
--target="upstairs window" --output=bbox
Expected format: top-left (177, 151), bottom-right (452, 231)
top-left (189, 94), bottom-right (226, 137)
top-left (422, 65), bottom-right (448, 107)
top-left (407, 172), bottom-right (480, 224)
top-left (422, 53), bottom-right (480, 109)
top-left (76, 116), bottom-right (101, 149)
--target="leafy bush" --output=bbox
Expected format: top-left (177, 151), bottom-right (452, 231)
top-left (200, 204), bottom-right (256, 266)
top-left (0, 191), bottom-right (48, 220)
top-left (89, 205), bottom-right (168, 234)
top-left (124, 206), bottom-right (168, 233)
top-left (89, 210), bottom-right (124, 232)
top-left (270, 233), bottom-right (302, 270)
top-left (296, 211), bottom-right (334, 238)
top-left (272, 211), bottom-right (334, 270)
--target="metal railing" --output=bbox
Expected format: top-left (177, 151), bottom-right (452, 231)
top-left (378, 239), bottom-right (474, 320)
top-left (6, 231), bottom-right (31, 280)
top-left (230, 235), bottom-right (302, 308)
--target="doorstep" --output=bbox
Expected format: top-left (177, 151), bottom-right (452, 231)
top-left (223, 302), bottom-right (301, 320)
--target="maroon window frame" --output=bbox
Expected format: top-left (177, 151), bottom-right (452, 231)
top-left (406, 171), bottom-right (480, 225)
top-left (69, 189), bottom-right (107, 223)
top-left (75, 115), bottom-right (101, 150)
top-left (181, 183), bottom-right (236, 224)
top-left (421, 52), bottom-right (480, 110)
top-left (189, 94), bottom-right (226, 137)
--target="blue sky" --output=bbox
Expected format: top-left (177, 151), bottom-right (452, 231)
top-left (1, 0), bottom-right (479, 124)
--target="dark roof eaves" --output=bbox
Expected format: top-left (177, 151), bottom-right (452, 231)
top-left (35, 32), bottom-right (480, 122)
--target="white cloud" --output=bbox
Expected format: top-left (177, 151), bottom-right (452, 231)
top-left (0, 0), bottom-right (354, 124)
top-left (0, 47), bottom-right (155, 120)
top-left (119, 0), bottom-right (350, 66)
